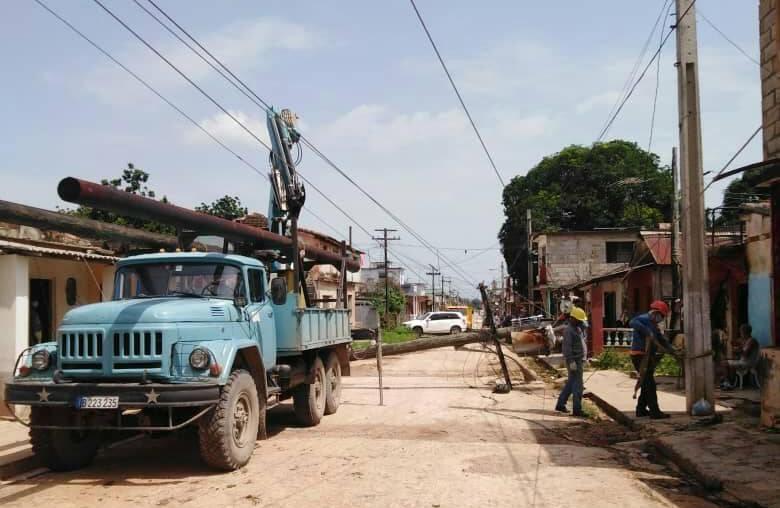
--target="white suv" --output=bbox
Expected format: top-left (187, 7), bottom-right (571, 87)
top-left (403, 311), bottom-right (467, 337)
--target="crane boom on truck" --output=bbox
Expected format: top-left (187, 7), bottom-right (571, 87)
top-left (4, 109), bottom-right (356, 472)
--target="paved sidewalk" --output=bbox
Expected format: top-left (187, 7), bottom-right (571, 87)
top-left (0, 418), bottom-right (36, 480)
top-left (584, 368), bottom-right (780, 507)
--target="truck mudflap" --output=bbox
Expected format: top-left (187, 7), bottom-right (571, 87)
top-left (4, 381), bottom-right (220, 409)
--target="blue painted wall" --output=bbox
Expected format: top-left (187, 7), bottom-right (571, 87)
top-left (748, 274), bottom-right (773, 346)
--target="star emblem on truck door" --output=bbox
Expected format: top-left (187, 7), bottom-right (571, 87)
top-left (145, 389), bottom-right (159, 405)
top-left (37, 387), bottom-right (50, 402)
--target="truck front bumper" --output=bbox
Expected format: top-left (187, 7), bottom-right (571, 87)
top-left (4, 380), bottom-right (220, 409)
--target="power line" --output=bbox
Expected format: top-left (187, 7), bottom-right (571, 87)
top-left (138, 0), bottom-right (480, 288)
top-left (408, 0), bottom-right (505, 188)
top-left (597, 0), bottom-right (697, 142)
top-left (599, 0), bottom-right (672, 141)
top-left (698, 9), bottom-right (760, 66)
top-left (649, 1), bottom-right (674, 151)
top-left (704, 125), bottom-right (762, 192)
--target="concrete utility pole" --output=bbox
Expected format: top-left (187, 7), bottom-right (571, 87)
top-left (372, 228), bottom-right (399, 406)
top-left (675, 0), bottom-right (714, 413)
top-left (426, 265), bottom-right (440, 311)
top-left (526, 209), bottom-right (533, 302)
top-left (500, 261), bottom-right (505, 315)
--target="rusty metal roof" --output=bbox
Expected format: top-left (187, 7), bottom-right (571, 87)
top-left (0, 239), bottom-right (118, 263)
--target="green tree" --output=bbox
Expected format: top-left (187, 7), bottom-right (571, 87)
top-left (367, 281), bottom-right (406, 327)
top-left (195, 195), bottom-right (248, 221)
top-left (715, 168), bottom-right (768, 225)
top-left (500, 140), bottom-right (673, 289)
top-left (63, 163), bottom-right (175, 235)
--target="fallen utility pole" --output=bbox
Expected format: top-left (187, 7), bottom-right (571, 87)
top-left (675, 0), bottom-right (714, 413)
top-left (0, 199), bottom-right (177, 249)
top-left (372, 228), bottom-right (399, 406)
top-left (479, 282), bottom-right (512, 391)
top-left (350, 328), bottom-right (511, 359)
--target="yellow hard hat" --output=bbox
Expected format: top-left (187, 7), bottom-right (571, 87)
top-left (569, 306), bottom-right (587, 322)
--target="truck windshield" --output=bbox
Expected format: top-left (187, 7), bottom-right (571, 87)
top-left (115, 263), bottom-right (244, 300)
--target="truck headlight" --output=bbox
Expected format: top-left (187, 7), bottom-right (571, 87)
top-left (31, 350), bottom-right (51, 371)
top-left (189, 348), bottom-right (211, 370)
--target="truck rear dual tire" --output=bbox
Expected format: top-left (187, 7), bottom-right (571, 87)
top-left (198, 369), bottom-right (263, 471)
top-left (293, 356), bottom-right (327, 426)
top-left (29, 407), bottom-right (101, 472)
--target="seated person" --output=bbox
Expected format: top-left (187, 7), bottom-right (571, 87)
top-left (720, 324), bottom-right (760, 389)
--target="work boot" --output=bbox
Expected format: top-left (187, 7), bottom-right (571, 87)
top-left (635, 408), bottom-right (650, 417)
top-left (555, 405), bottom-right (569, 414)
top-left (649, 411), bottom-right (671, 419)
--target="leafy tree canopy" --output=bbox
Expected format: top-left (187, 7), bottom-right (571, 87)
top-left (367, 281), bottom-right (406, 327)
top-left (63, 163), bottom-right (175, 235)
top-left (195, 195), bottom-right (248, 221)
top-left (499, 140), bottom-right (673, 289)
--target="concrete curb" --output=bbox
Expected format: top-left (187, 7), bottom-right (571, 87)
top-left (0, 450), bottom-right (40, 481)
top-left (646, 438), bottom-right (723, 492)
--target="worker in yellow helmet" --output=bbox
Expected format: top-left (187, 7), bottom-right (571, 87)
top-left (555, 306), bottom-right (588, 417)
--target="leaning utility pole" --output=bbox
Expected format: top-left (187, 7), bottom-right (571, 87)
top-left (426, 265), bottom-right (440, 311)
top-left (670, 147), bottom-right (682, 331)
top-left (372, 228), bottom-right (399, 406)
top-left (675, 0), bottom-right (714, 413)
top-left (526, 209), bottom-right (534, 306)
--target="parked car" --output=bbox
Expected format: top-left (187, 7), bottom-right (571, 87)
top-left (403, 311), bottom-right (467, 337)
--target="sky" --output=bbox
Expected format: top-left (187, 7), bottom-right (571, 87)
top-left (0, 0), bottom-right (763, 299)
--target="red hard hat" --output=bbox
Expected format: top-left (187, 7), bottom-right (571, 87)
top-left (650, 300), bottom-right (670, 317)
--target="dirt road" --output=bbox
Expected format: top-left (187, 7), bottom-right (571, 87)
top-left (0, 346), bottom-right (717, 507)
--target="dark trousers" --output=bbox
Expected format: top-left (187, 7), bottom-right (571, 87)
top-left (556, 359), bottom-right (583, 412)
top-left (631, 355), bottom-right (659, 413)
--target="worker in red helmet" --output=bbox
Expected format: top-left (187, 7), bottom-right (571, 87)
top-left (629, 300), bottom-right (675, 419)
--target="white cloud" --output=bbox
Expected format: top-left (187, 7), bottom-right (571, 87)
top-left (575, 91), bottom-right (620, 114)
top-left (83, 17), bottom-right (320, 105)
top-left (183, 110), bottom-right (269, 148)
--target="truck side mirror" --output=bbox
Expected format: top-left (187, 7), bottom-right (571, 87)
top-left (270, 277), bottom-right (287, 306)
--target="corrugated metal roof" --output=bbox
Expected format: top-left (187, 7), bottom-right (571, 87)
top-left (0, 239), bottom-right (118, 262)
top-left (642, 234), bottom-right (672, 266)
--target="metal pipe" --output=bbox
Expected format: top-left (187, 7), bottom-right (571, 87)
top-left (58, 177), bottom-right (360, 272)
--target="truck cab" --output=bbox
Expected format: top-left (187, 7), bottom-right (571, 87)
top-left (5, 251), bottom-right (351, 472)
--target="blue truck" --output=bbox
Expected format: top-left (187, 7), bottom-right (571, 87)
top-left (4, 109), bottom-right (359, 471)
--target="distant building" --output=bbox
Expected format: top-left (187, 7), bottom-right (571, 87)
top-left (360, 261), bottom-right (404, 288)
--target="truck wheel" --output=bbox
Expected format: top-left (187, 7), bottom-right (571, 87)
top-left (324, 353), bottom-right (342, 415)
top-left (450, 326), bottom-right (462, 334)
top-left (413, 326), bottom-right (423, 338)
top-left (29, 407), bottom-right (100, 472)
top-left (293, 356), bottom-right (326, 426)
top-left (198, 369), bottom-right (260, 471)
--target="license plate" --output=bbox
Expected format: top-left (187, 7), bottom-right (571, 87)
top-left (76, 396), bottom-right (119, 409)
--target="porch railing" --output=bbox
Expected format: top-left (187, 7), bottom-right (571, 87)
top-left (603, 328), bottom-right (633, 347)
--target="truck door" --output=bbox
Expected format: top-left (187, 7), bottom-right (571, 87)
top-left (246, 268), bottom-right (276, 368)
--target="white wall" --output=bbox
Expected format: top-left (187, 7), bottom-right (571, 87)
top-left (0, 255), bottom-right (29, 386)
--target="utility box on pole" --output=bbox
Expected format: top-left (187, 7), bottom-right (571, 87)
top-left (675, 0), bottom-right (714, 413)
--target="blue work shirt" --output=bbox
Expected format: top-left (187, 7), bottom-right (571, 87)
top-left (629, 313), bottom-right (669, 355)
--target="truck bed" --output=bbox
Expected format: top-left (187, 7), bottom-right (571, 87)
top-left (276, 306), bottom-right (352, 353)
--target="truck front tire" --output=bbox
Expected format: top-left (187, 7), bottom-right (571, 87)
top-left (29, 407), bottom-right (100, 472)
top-left (324, 352), bottom-right (342, 415)
top-left (293, 356), bottom-right (326, 426)
top-left (198, 369), bottom-right (261, 471)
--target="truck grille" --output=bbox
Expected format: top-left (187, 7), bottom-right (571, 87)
top-left (58, 328), bottom-right (165, 372)
top-left (112, 330), bottom-right (164, 370)
top-left (60, 331), bottom-right (104, 360)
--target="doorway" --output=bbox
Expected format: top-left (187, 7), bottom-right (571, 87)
top-left (29, 279), bottom-right (53, 346)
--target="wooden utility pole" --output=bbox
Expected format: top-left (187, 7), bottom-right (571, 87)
top-left (479, 283), bottom-right (512, 391)
top-left (372, 228), bottom-right (399, 406)
top-left (526, 209), bottom-right (533, 301)
top-left (675, 0), bottom-right (714, 413)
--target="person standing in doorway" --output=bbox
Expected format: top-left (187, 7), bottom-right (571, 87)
top-left (555, 306), bottom-right (588, 417)
top-left (629, 300), bottom-right (675, 419)
top-left (30, 300), bottom-right (43, 345)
